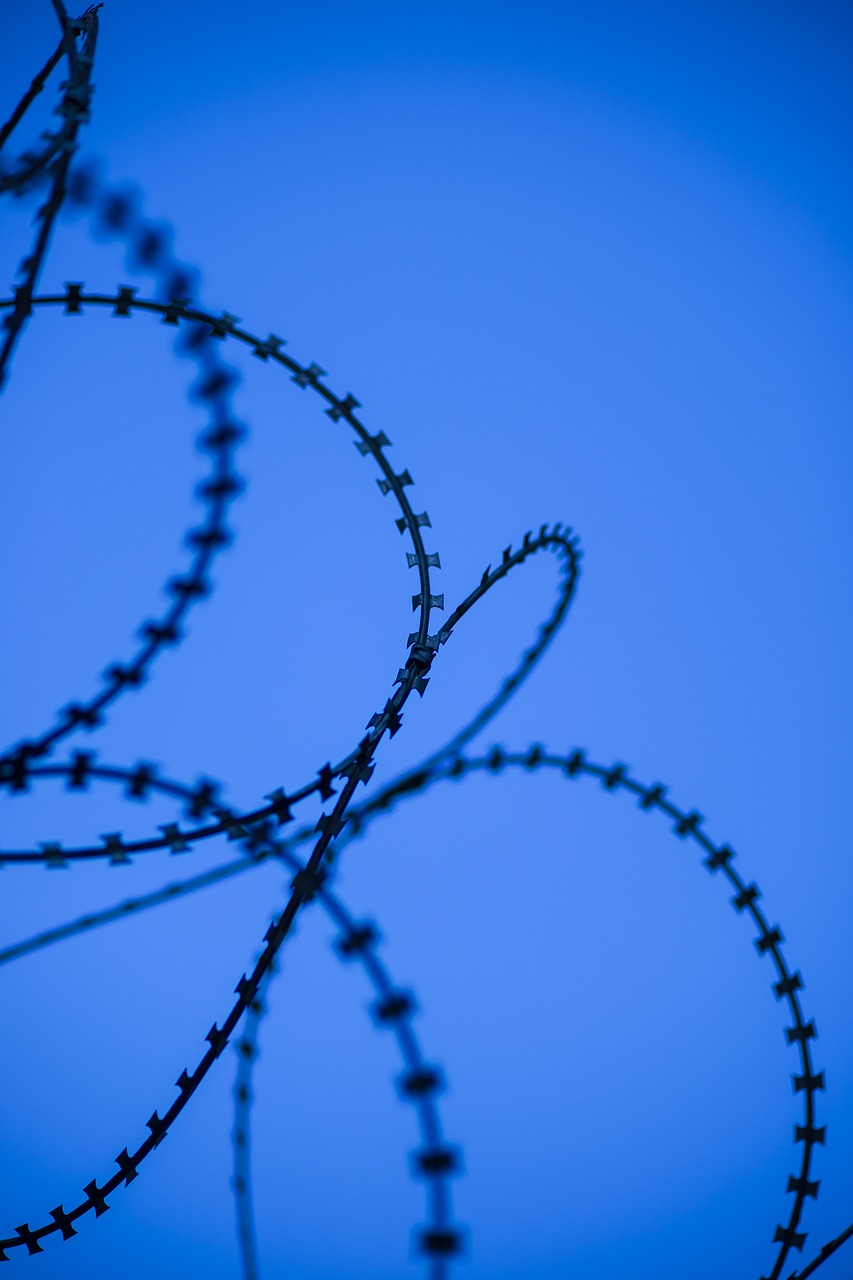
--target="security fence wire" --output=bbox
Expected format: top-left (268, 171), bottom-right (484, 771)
top-left (0, 8), bottom-right (849, 1279)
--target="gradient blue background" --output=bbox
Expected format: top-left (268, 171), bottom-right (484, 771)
top-left (0, 2), bottom-right (851, 1276)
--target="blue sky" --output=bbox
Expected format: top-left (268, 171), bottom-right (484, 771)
top-left (0, 2), bottom-right (851, 1277)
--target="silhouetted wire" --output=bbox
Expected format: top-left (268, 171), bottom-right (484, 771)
top-left (0, 208), bottom-right (245, 774)
top-left (0, 34), bottom-right (66, 159)
top-left (0, 5), bottom-right (99, 390)
top-left (231, 966), bottom-right (274, 1280)
top-left (232, 910), bottom-right (462, 1278)
top-left (0, 284), bottom-right (460, 843)
top-left (788, 1222), bottom-right (853, 1280)
top-left (248, 744), bottom-right (853, 1280)
top-left (334, 746), bottom-right (834, 1280)
top-left (0, 287), bottom-right (580, 862)
top-left (0, 762), bottom-right (462, 1273)
top-left (0, 10), bottom-right (850, 1280)
top-left (0, 511), bottom-right (578, 1253)
top-left (4, 743), bottom-right (851, 1277)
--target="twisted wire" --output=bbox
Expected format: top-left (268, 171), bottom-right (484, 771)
top-left (0, 759), bottom-right (452, 1256)
top-left (0, 236), bottom-right (246, 774)
top-left (0, 10), bottom-right (849, 1279)
top-left (324, 746), bottom-right (834, 1280)
top-left (4, 740), bottom-right (849, 1276)
top-left (231, 968), bottom-right (273, 1280)
top-left (0, 4), bottom-right (100, 197)
top-left (0, 758), bottom-right (461, 1271)
top-left (232, 916), bottom-right (462, 1278)
top-left (0, 6), bottom-right (99, 389)
top-left (0, 290), bottom-right (579, 864)
top-left (0, 35), bottom-right (66, 160)
top-left (236, 745), bottom-right (853, 1280)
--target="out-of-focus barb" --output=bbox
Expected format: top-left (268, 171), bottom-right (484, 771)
top-left (0, 10), bottom-right (848, 1280)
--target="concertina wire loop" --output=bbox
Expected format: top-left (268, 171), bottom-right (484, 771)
top-left (0, 8), bottom-right (849, 1279)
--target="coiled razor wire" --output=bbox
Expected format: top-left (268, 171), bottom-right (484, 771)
top-left (0, 3), bottom-right (100, 390)
top-left (0, 757), bottom-right (460, 1268)
top-left (0, 8), bottom-right (850, 1279)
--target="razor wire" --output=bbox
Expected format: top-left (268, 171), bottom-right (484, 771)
top-left (0, 3), bottom-right (100, 390)
top-left (0, 756), bottom-right (461, 1269)
top-left (0, 743), bottom-right (849, 1278)
top-left (0, 7), bottom-right (850, 1280)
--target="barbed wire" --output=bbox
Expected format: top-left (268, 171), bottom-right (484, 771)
top-left (326, 746), bottom-right (833, 1280)
top-left (2, 737), bottom-right (850, 1279)
top-left (232, 745), bottom-right (853, 1280)
top-left (0, 735), bottom-right (850, 1277)
top-left (232, 907), bottom-right (463, 1279)
top-left (0, 8), bottom-right (849, 1279)
top-left (0, 285), bottom-right (579, 861)
top-left (0, 5), bottom-right (100, 389)
top-left (1, 740), bottom-right (849, 1277)
top-left (0, 756), bottom-right (462, 1271)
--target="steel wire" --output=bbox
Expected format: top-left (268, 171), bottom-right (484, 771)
top-left (0, 9), bottom-right (849, 1279)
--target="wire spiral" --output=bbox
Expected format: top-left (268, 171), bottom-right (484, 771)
top-left (0, 7), bottom-right (849, 1278)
